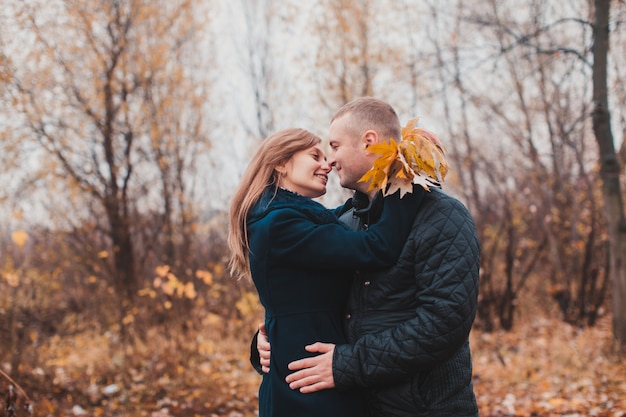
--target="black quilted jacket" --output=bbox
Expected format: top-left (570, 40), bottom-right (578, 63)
top-left (333, 188), bottom-right (480, 417)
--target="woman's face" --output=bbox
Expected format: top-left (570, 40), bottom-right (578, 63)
top-left (277, 144), bottom-right (331, 198)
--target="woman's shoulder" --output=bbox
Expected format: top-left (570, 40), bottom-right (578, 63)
top-left (250, 187), bottom-right (340, 225)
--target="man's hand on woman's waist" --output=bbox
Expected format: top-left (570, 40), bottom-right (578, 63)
top-left (286, 342), bottom-right (336, 393)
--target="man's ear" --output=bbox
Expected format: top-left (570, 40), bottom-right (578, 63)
top-left (363, 129), bottom-right (379, 148)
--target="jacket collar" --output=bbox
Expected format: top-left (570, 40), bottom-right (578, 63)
top-left (249, 186), bottom-right (340, 225)
top-left (349, 191), bottom-right (384, 226)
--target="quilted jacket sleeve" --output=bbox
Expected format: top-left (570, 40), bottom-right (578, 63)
top-left (333, 191), bottom-right (480, 388)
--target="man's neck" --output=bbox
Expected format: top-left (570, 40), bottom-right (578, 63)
top-left (351, 185), bottom-right (377, 202)
top-left (365, 189), bottom-right (378, 201)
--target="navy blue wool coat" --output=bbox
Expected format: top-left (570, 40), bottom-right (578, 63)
top-left (247, 187), bottom-right (422, 417)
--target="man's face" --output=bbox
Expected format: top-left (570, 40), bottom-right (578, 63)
top-left (327, 114), bottom-right (376, 193)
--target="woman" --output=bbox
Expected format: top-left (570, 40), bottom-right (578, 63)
top-left (228, 128), bottom-right (421, 417)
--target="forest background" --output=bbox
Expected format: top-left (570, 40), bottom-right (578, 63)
top-left (1, 0), bottom-right (626, 416)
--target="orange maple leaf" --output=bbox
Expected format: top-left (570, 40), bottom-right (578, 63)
top-left (359, 118), bottom-right (448, 197)
top-left (359, 139), bottom-right (399, 192)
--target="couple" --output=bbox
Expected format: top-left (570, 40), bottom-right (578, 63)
top-left (228, 97), bottom-right (480, 417)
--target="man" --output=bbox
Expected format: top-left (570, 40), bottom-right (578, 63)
top-left (255, 97), bottom-right (480, 416)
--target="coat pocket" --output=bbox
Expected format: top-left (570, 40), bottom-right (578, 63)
top-left (365, 378), bottom-right (428, 417)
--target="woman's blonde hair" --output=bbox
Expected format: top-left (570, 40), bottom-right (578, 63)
top-left (228, 128), bottom-right (323, 280)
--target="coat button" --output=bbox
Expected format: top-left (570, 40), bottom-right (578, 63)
top-left (346, 313), bottom-right (352, 320)
top-left (364, 281), bottom-right (371, 286)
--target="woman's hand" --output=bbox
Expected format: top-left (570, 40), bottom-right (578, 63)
top-left (258, 323), bottom-right (271, 373)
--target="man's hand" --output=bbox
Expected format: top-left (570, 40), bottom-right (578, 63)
top-left (285, 342), bottom-right (336, 393)
top-left (257, 323), bottom-right (271, 373)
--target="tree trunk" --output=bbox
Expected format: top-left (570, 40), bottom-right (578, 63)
top-left (592, 0), bottom-right (626, 344)
top-left (105, 193), bottom-right (136, 301)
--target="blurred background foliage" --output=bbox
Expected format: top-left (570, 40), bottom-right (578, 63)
top-left (1, 0), bottom-right (625, 415)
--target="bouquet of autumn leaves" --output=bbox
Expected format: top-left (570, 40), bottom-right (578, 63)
top-left (359, 118), bottom-right (449, 197)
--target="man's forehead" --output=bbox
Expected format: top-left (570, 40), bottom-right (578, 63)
top-left (328, 118), bottom-right (350, 141)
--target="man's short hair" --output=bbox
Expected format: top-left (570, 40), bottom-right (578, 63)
top-left (331, 97), bottom-right (401, 142)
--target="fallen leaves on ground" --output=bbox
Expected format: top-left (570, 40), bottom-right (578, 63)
top-left (472, 315), bottom-right (625, 416)
top-left (1, 314), bottom-right (624, 416)
top-left (2, 325), bottom-right (261, 417)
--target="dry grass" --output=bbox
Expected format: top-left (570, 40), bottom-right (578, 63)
top-left (2, 312), bottom-right (625, 416)
top-left (472, 315), bottom-right (626, 416)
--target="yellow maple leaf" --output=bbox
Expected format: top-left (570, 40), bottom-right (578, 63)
top-left (359, 139), bottom-right (399, 192)
top-left (155, 265), bottom-right (170, 277)
top-left (183, 282), bottom-right (197, 299)
top-left (161, 280), bottom-right (175, 296)
top-left (11, 230), bottom-right (28, 249)
top-left (236, 291), bottom-right (262, 317)
top-left (195, 269), bottom-right (213, 285)
top-left (5, 273), bottom-right (20, 287)
top-left (359, 118), bottom-right (448, 196)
